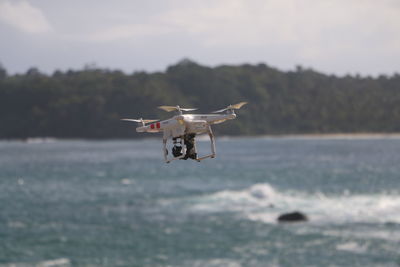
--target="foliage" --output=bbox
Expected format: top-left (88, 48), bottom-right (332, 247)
top-left (0, 60), bottom-right (399, 138)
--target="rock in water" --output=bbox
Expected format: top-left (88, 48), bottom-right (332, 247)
top-left (277, 211), bottom-right (308, 223)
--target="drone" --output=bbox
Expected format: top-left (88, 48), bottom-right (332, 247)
top-left (121, 102), bottom-right (247, 163)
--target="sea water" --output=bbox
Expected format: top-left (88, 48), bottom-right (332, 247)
top-left (0, 137), bottom-right (400, 266)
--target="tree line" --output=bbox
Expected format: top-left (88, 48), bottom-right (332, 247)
top-left (0, 59), bottom-right (399, 139)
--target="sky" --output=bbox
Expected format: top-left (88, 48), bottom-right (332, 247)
top-left (0, 0), bottom-right (399, 76)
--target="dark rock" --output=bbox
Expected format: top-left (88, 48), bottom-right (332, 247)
top-left (277, 211), bottom-right (308, 223)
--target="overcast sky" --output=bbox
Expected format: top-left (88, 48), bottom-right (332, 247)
top-left (0, 0), bottom-right (399, 76)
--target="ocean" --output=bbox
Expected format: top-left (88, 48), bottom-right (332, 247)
top-left (1, 137), bottom-right (400, 266)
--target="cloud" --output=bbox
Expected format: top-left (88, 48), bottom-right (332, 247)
top-left (0, 0), bottom-right (398, 75)
top-left (86, 24), bottom-right (173, 42)
top-left (0, 0), bottom-right (52, 33)
top-left (144, 0), bottom-right (400, 73)
top-left (61, 0), bottom-right (400, 56)
top-left (161, 0), bottom-right (298, 46)
top-left (160, 0), bottom-right (400, 48)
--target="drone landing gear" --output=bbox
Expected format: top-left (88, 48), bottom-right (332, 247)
top-left (162, 126), bottom-right (216, 163)
top-left (195, 125), bottom-right (216, 162)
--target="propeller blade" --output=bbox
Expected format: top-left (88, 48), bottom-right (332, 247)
top-left (180, 108), bottom-right (198, 111)
top-left (158, 106), bottom-right (178, 112)
top-left (211, 108), bottom-right (228, 113)
top-left (211, 101), bottom-right (248, 113)
top-left (231, 101), bottom-right (248, 109)
top-left (142, 119), bottom-right (159, 123)
top-left (158, 106), bottom-right (197, 112)
top-left (120, 119), bottom-right (158, 124)
top-left (120, 119), bottom-right (141, 122)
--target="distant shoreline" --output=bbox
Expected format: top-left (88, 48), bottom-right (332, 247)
top-left (257, 133), bottom-right (400, 139)
top-left (3, 133), bottom-right (400, 142)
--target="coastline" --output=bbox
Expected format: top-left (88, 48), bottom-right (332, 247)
top-left (2, 133), bottom-right (400, 142)
top-left (258, 133), bottom-right (400, 140)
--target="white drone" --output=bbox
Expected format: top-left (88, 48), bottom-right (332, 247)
top-left (121, 102), bottom-right (247, 163)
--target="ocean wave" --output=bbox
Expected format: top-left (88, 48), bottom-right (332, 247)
top-left (184, 258), bottom-right (242, 267)
top-left (187, 183), bottom-right (400, 224)
top-left (24, 137), bottom-right (58, 144)
top-left (323, 228), bottom-right (400, 242)
top-left (336, 242), bottom-right (368, 253)
top-left (0, 258), bottom-right (71, 267)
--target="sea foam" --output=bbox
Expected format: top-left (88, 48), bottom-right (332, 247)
top-left (188, 183), bottom-right (400, 224)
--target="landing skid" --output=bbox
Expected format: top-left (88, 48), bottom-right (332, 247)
top-left (196, 154), bottom-right (215, 162)
top-left (195, 126), bottom-right (216, 162)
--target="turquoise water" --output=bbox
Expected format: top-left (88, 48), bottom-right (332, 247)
top-left (1, 137), bottom-right (400, 266)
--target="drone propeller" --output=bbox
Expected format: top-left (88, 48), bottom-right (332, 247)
top-left (212, 101), bottom-right (248, 113)
top-left (158, 105), bottom-right (197, 112)
top-left (120, 118), bottom-right (158, 124)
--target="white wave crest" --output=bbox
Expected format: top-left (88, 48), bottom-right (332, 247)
top-left (37, 258), bottom-right (71, 267)
top-left (0, 258), bottom-right (71, 267)
top-left (185, 258), bottom-right (241, 267)
top-left (189, 183), bottom-right (400, 224)
top-left (336, 242), bottom-right (368, 253)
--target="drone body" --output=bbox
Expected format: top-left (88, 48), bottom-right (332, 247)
top-left (122, 102), bottom-right (247, 163)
